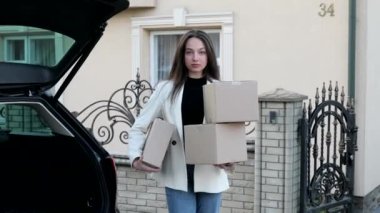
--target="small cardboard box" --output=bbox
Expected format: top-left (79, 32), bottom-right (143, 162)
top-left (142, 118), bottom-right (175, 168)
top-left (184, 123), bottom-right (247, 164)
top-left (203, 81), bottom-right (259, 123)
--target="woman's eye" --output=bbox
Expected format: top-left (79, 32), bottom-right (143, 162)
top-left (199, 51), bottom-right (206, 55)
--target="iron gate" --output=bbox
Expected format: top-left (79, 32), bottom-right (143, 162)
top-left (300, 81), bottom-right (358, 213)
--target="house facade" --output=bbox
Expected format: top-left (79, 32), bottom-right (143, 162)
top-left (63, 0), bottom-right (350, 155)
top-left (71, 0), bottom-right (378, 209)
top-left (1, 0), bottom-right (379, 211)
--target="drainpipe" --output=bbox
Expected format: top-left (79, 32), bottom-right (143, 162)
top-left (348, 0), bottom-right (356, 98)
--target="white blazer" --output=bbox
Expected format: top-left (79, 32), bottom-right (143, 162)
top-left (128, 80), bottom-right (229, 193)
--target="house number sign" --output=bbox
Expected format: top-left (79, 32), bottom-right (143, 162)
top-left (319, 3), bottom-right (335, 17)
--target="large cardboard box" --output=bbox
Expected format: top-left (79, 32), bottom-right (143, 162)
top-left (142, 118), bottom-right (175, 168)
top-left (203, 81), bottom-right (259, 123)
top-left (184, 123), bottom-right (247, 164)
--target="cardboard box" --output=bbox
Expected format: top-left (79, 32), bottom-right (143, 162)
top-left (184, 123), bottom-right (247, 164)
top-left (142, 118), bottom-right (175, 168)
top-left (203, 81), bottom-right (259, 123)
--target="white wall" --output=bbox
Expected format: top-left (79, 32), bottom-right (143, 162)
top-left (355, 0), bottom-right (380, 196)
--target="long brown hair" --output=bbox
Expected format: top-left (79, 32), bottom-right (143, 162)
top-left (168, 30), bottom-right (220, 102)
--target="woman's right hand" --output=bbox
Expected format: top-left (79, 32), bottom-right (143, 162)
top-left (132, 157), bottom-right (161, 173)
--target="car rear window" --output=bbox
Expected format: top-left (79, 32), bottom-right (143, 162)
top-left (0, 103), bottom-right (52, 136)
top-left (0, 26), bottom-right (74, 67)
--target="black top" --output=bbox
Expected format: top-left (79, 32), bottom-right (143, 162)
top-left (181, 76), bottom-right (207, 185)
top-left (181, 76), bottom-right (207, 126)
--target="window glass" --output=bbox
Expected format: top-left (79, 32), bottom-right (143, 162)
top-left (0, 105), bottom-right (5, 127)
top-left (151, 31), bottom-right (220, 85)
top-left (0, 104), bottom-right (52, 135)
top-left (30, 38), bottom-right (55, 66)
top-left (6, 39), bottom-right (25, 62)
top-left (0, 26), bottom-right (74, 67)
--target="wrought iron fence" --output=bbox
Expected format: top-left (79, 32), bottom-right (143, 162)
top-left (300, 81), bottom-right (358, 213)
top-left (75, 73), bottom-right (256, 148)
top-left (74, 72), bottom-right (154, 145)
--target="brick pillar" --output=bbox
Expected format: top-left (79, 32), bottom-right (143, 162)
top-left (254, 88), bottom-right (307, 213)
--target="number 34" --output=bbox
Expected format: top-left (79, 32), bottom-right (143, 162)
top-left (319, 3), bottom-right (335, 17)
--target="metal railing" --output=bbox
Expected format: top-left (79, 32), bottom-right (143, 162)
top-left (75, 73), bottom-right (255, 149)
top-left (300, 81), bottom-right (358, 213)
top-left (74, 72), bottom-right (154, 145)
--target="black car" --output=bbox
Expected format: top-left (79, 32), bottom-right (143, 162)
top-left (0, 0), bottom-right (129, 212)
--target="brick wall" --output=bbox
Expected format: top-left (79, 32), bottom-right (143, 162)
top-left (114, 88), bottom-right (307, 213)
top-left (115, 149), bottom-right (255, 213)
top-left (254, 89), bottom-right (306, 213)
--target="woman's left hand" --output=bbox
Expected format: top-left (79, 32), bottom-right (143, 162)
top-left (214, 163), bottom-right (236, 172)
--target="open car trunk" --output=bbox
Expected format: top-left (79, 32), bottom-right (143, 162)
top-left (0, 100), bottom-right (110, 213)
top-left (0, 1), bottom-right (129, 211)
top-left (0, 133), bottom-right (102, 213)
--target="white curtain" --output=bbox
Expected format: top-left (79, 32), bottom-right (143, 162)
top-left (154, 34), bottom-right (180, 82)
top-left (30, 38), bottom-right (55, 66)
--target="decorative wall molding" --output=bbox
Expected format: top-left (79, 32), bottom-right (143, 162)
top-left (128, 0), bottom-right (156, 8)
top-left (131, 11), bottom-right (234, 81)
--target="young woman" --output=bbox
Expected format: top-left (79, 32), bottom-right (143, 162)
top-left (128, 30), bottom-right (233, 213)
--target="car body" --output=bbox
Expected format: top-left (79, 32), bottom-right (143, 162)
top-left (0, 0), bottom-right (129, 212)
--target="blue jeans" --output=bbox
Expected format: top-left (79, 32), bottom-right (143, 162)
top-left (165, 165), bottom-right (222, 213)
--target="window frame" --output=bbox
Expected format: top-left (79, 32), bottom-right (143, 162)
top-left (149, 29), bottom-right (221, 85)
top-left (4, 36), bottom-right (27, 63)
top-left (3, 34), bottom-right (55, 65)
top-left (131, 10), bottom-right (234, 83)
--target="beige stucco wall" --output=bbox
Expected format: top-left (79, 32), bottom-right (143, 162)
top-left (65, 0), bottom-right (349, 108)
top-left (128, 0), bottom-right (349, 97)
top-left (63, 12), bottom-right (132, 110)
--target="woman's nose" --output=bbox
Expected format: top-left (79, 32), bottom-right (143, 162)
top-left (193, 53), bottom-right (199, 60)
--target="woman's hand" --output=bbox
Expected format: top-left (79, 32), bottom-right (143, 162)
top-left (214, 163), bottom-right (236, 172)
top-left (132, 157), bottom-right (161, 173)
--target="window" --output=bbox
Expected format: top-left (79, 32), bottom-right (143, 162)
top-left (0, 105), bottom-right (5, 127)
top-left (0, 26), bottom-right (73, 67)
top-left (131, 10), bottom-right (233, 83)
top-left (4, 36), bottom-right (55, 66)
top-left (29, 37), bottom-right (56, 66)
top-left (0, 104), bottom-right (52, 135)
top-left (151, 30), bottom-right (220, 84)
top-left (5, 38), bottom-right (25, 62)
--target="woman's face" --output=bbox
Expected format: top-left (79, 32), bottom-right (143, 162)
top-left (184, 37), bottom-right (208, 78)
